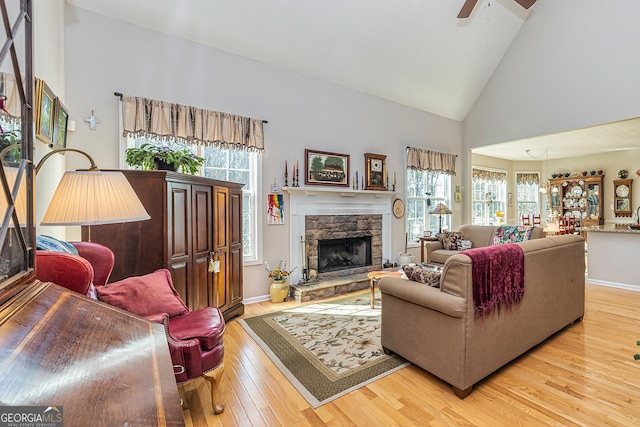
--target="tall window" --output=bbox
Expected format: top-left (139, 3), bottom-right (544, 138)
top-left (123, 137), bottom-right (260, 263)
top-left (471, 167), bottom-right (507, 225)
top-left (406, 169), bottom-right (451, 241)
top-left (516, 172), bottom-right (540, 221)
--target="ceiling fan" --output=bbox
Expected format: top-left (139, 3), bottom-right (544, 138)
top-left (457, 0), bottom-right (536, 18)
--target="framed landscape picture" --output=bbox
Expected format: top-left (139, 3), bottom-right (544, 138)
top-left (305, 149), bottom-right (350, 187)
top-left (364, 153), bottom-right (386, 190)
top-left (53, 98), bottom-right (69, 149)
top-left (35, 78), bottom-right (55, 146)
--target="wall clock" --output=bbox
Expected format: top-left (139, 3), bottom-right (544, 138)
top-left (392, 198), bottom-right (405, 218)
top-left (613, 179), bottom-right (633, 217)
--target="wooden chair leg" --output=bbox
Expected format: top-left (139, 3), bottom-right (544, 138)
top-left (203, 363), bottom-right (225, 414)
top-left (453, 385), bottom-right (473, 399)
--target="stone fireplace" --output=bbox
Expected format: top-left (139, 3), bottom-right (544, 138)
top-left (306, 214), bottom-right (382, 280)
top-left (286, 187), bottom-right (393, 285)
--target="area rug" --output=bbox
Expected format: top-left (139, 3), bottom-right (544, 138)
top-left (239, 293), bottom-right (409, 408)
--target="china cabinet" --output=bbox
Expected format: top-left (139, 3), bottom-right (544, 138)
top-left (549, 174), bottom-right (604, 228)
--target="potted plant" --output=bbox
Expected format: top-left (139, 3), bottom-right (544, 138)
top-left (0, 130), bottom-right (21, 164)
top-left (125, 143), bottom-right (204, 175)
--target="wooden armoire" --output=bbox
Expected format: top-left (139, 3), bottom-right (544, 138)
top-left (84, 170), bottom-right (244, 320)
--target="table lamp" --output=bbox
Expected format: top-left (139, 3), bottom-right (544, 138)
top-left (429, 203), bottom-right (452, 235)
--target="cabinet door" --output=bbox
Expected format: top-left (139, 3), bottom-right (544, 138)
top-left (167, 182), bottom-right (192, 308)
top-left (192, 184), bottom-right (213, 310)
top-left (229, 188), bottom-right (243, 307)
top-left (212, 186), bottom-right (230, 312)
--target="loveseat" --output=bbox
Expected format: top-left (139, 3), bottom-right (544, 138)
top-left (379, 234), bottom-right (585, 398)
top-left (424, 224), bottom-right (545, 264)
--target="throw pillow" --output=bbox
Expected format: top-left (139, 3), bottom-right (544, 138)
top-left (492, 225), bottom-right (534, 245)
top-left (96, 269), bottom-right (189, 317)
top-left (36, 235), bottom-right (79, 255)
top-left (403, 264), bottom-right (441, 287)
top-left (437, 231), bottom-right (465, 250)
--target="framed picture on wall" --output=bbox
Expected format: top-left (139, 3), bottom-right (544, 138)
top-left (305, 149), bottom-right (350, 187)
top-left (364, 152), bottom-right (386, 190)
top-left (53, 98), bottom-right (69, 149)
top-left (35, 78), bottom-right (55, 146)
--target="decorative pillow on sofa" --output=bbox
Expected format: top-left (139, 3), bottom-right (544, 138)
top-left (437, 231), bottom-right (465, 250)
top-left (492, 225), bottom-right (534, 245)
top-left (403, 264), bottom-right (441, 287)
top-left (96, 269), bottom-right (189, 318)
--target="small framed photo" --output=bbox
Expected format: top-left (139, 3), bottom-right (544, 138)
top-left (305, 149), bottom-right (350, 187)
top-left (364, 153), bottom-right (386, 190)
top-left (53, 98), bottom-right (69, 149)
top-left (35, 78), bottom-right (55, 146)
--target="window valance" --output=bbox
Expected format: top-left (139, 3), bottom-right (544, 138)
top-left (516, 172), bottom-right (540, 185)
top-left (406, 147), bottom-right (456, 175)
top-left (121, 94), bottom-right (265, 152)
top-left (472, 168), bottom-right (507, 183)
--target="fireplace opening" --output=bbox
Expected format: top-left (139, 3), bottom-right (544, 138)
top-left (317, 236), bottom-right (372, 274)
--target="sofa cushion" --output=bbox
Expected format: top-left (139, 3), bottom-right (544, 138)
top-left (403, 264), bottom-right (441, 287)
top-left (492, 225), bottom-right (534, 245)
top-left (437, 231), bottom-right (465, 250)
top-left (96, 269), bottom-right (189, 318)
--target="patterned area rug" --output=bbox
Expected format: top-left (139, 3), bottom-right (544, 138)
top-left (239, 293), bottom-right (409, 408)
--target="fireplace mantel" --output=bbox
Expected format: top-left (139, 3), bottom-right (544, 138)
top-left (284, 186), bottom-right (396, 198)
top-left (286, 186), bottom-right (394, 284)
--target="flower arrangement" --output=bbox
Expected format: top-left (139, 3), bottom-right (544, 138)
top-left (125, 143), bottom-right (205, 175)
top-left (495, 211), bottom-right (504, 219)
top-left (264, 260), bottom-right (296, 281)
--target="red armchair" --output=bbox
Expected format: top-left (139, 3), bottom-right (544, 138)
top-left (35, 241), bottom-right (115, 295)
top-left (96, 269), bottom-right (226, 414)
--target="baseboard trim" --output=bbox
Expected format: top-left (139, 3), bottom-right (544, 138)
top-left (587, 279), bottom-right (640, 292)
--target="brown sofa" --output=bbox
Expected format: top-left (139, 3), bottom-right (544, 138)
top-left (424, 224), bottom-right (545, 264)
top-left (379, 234), bottom-right (585, 398)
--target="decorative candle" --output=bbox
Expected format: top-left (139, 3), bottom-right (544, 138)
top-left (285, 160), bottom-right (287, 173)
top-left (356, 171), bottom-right (358, 186)
top-left (296, 160), bottom-right (299, 173)
top-left (393, 171), bottom-right (396, 185)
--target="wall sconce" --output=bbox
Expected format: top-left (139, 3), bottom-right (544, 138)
top-left (36, 148), bottom-right (150, 240)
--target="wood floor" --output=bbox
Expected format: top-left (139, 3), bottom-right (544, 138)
top-left (179, 283), bottom-right (640, 426)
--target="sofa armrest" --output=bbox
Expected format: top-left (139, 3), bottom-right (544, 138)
top-left (424, 240), bottom-right (444, 263)
top-left (379, 277), bottom-right (466, 318)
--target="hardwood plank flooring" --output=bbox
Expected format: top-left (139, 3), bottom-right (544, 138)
top-left (180, 284), bottom-right (640, 426)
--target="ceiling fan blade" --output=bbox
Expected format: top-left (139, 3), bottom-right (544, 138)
top-left (457, 0), bottom-right (479, 18)
top-left (514, 0), bottom-right (537, 9)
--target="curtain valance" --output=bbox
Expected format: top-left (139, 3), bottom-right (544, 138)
top-left (406, 147), bottom-right (457, 175)
top-left (121, 94), bottom-right (265, 152)
top-left (472, 168), bottom-right (507, 183)
top-left (516, 172), bottom-right (540, 185)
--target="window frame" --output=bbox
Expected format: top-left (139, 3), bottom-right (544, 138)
top-left (405, 168), bottom-right (452, 244)
top-left (515, 171), bottom-right (540, 222)
top-left (471, 166), bottom-right (507, 226)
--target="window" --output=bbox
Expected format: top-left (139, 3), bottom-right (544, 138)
top-left (471, 167), bottom-right (507, 225)
top-left (122, 137), bottom-right (261, 263)
top-left (516, 172), bottom-right (540, 221)
top-left (406, 169), bottom-right (451, 241)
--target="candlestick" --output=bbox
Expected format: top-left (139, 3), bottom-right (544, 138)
top-left (355, 171), bottom-right (358, 188)
top-left (362, 176), bottom-right (364, 190)
top-left (352, 176), bottom-right (355, 189)
top-left (295, 164), bottom-right (300, 187)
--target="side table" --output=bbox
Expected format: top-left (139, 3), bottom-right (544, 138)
top-left (367, 269), bottom-right (404, 308)
top-left (419, 236), bottom-right (439, 263)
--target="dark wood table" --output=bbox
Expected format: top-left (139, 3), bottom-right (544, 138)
top-left (419, 236), bottom-right (439, 263)
top-left (0, 281), bottom-right (184, 426)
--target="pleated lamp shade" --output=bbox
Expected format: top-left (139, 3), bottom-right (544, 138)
top-left (41, 171), bottom-right (150, 226)
top-left (1, 167), bottom-right (28, 227)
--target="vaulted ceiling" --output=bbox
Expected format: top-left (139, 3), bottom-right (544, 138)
top-left (65, 0), bottom-right (640, 161)
top-left (66, 0), bottom-right (534, 122)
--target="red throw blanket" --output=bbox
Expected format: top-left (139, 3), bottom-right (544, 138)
top-left (463, 244), bottom-right (525, 318)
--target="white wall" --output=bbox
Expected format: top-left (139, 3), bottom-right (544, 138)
top-left (465, 0), bottom-right (640, 148)
top-left (34, 0), bottom-right (66, 238)
top-left (62, 6), bottom-right (463, 299)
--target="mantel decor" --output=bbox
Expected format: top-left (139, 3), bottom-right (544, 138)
top-left (364, 153), bottom-right (387, 190)
top-left (304, 149), bottom-right (349, 187)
